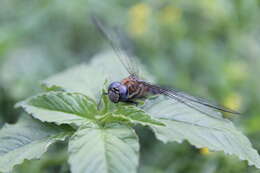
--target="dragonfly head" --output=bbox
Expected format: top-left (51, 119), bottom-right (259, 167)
top-left (108, 82), bottom-right (128, 103)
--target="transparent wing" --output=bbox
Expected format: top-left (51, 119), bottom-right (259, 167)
top-left (91, 16), bottom-right (140, 76)
top-left (141, 81), bottom-right (240, 120)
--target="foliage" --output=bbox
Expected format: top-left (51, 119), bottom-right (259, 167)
top-left (0, 115), bottom-right (71, 172)
top-left (1, 53), bottom-right (260, 173)
top-left (1, 0), bottom-right (260, 172)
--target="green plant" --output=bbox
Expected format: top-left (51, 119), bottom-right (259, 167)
top-left (1, 52), bottom-right (260, 173)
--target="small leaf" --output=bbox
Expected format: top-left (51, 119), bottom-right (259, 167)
top-left (142, 95), bottom-right (260, 168)
top-left (113, 105), bottom-right (165, 126)
top-left (17, 91), bottom-right (98, 126)
top-left (98, 113), bottom-right (134, 125)
top-left (0, 115), bottom-right (72, 172)
top-left (68, 124), bottom-right (139, 173)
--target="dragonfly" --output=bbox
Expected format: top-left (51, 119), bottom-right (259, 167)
top-left (92, 16), bottom-right (240, 119)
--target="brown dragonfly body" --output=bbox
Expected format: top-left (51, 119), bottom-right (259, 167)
top-left (108, 74), bottom-right (159, 104)
top-left (121, 75), bottom-right (155, 99)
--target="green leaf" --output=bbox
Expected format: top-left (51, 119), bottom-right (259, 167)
top-left (0, 115), bottom-right (72, 172)
top-left (142, 95), bottom-right (260, 168)
top-left (42, 51), bottom-right (154, 101)
top-left (68, 124), bottom-right (139, 173)
top-left (16, 91), bottom-right (98, 126)
top-left (98, 112), bottom-right (164, 127)
top-left (98, 113), bottom-right (133, 125)
top-left (113, 105), bottom-right (165, 126)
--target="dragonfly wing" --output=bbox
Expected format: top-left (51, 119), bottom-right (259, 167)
top-left (140, 81), bottom-right (240, 119)
top-left (92, 16), bottom-right (140, 76)
top-left (168, 90), bottom-right (240, 114)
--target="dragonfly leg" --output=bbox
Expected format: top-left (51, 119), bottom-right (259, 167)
top-left (128, 87), bottom-right (141, 99)
top-left (125, 100), bottom-right (139, 106)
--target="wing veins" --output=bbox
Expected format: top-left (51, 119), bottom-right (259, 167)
top-left (91, 16), bottom-right (138, 75)
top-left (140, 81), bottom-right (240, 117)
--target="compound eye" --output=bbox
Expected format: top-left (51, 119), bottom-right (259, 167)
top-left (108, 82), bottom-right (121, 90)
top-left (108, 82), bottom-right (121, 103)
top-left (107, 82), bottom-right (128, 102)
top-left (118, 85), bottom-right (128, 100)
top-left (108, 90), bottom-right (120, 103)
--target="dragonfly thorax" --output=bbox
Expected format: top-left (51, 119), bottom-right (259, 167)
top-left (108, 82), bottom-right (128, 103)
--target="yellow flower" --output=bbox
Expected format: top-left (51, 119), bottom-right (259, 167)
top-left (129, 3), bottom-right (151, 36)
top-left (200, 147), bottom-right (211, 155)
top-left (223, 93), bottom-right (242, 111)
top-left (159, 6), bottom-right (181, 25)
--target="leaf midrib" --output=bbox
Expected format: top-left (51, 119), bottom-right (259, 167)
top-left (162, 118), bottom-right (232, 132)
top-left (101, 129), bottom-right (109, 173)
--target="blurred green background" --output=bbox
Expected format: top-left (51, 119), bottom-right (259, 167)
top-left (1, 0), bottom-right (260, 172)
